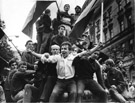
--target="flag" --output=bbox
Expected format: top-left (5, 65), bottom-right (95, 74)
top-left (69, 0), bottom-right (101, 43)
top-left (0, 28), bottom-right (5, 39)
top-left (81, 0), bottom-right (92, 12)
top-left (22, 0), bottom-right (56, 38)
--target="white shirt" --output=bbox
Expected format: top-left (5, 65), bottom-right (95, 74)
top-left (41, 54), bottom-right (75, 79)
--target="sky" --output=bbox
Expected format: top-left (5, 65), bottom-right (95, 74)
top-left (1, 0), bottom-right (85, 51)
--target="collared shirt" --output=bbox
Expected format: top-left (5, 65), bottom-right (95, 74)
top-left (41, 54), bottom-right (75, 79)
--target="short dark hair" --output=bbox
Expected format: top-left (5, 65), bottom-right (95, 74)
top-left (45, 9), bottom-right (50, 14)
top-left (25, 40), bottom-right (32, 47)
top-left (105, 59), bottom-right (115, 66)
top-left (58, 25), bottom-right (65, 30)
top-left (18, 61), bottom-right (27, 68)
top-left (75, 5), bottom-right (81, 10)
top-left (9, 58), bottom-right (18, 67)
top-left (61, 41), bottom-right (72, 50)
top-left (64, 4), bottom-right (70, 8)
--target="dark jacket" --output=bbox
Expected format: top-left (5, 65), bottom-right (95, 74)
top-left (11, 71), bottom-right (34, 96)
top-left (50, 35), bottom-right (69, 46)
top-left (42, 14), bottom-right (52, 33)
top-left (21, 51), bottom-right (37, 70)
top-left (72, 56), bottom-right (106, 89)
top-left (106, 68), bottom-right (126, 93)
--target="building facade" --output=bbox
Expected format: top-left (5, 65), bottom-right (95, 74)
top-left (87, 0), bottom-right (134, 79)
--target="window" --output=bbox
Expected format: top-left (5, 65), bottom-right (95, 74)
top-left (103, 28), bottom-right (107, 42)
top-left (122, 43), bottom-right (126, 50)
top-left (110, 28), bottom-right (114, 38)
top-left (106, 33), bottom-right (110, 41)
top-left (119, 20), bottom-right (124, 31)
top-left (104, 34), bottom-right (107, 42)
top-left (108, 23), bottom-right (113, 38)
top-left (96, 33), bottom-right (100, 43)
top-left (96, 20), bottom-right (100, 32)
top-left (129, 39), bottom-right (133, 50)
top-left (118, 1), bottom-right (122, 11)
top-left (107, 7), bottom-right (112, 19)
top-left (103, 12), bottom-right (107, 27)
top-left (127, 14), bottom-right (132, 26)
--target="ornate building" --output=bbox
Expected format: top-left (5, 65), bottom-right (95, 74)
top-left (87, 0), bottom-right (134, 77)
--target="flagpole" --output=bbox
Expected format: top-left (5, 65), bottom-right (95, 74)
top-left (0, 56), bottom-right (8, 64)
top-left (55, 1), bottom-right (60, 12)
top-left (100, 0), bottom-right (104, 43)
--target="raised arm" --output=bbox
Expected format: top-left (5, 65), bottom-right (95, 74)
top-left (77, 44), bottom-right (101, 57)
top-left (28, 49), bottom-right (50, 59)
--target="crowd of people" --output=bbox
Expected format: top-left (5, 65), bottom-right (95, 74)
top-left (0, 4), bottom-right (135, 103)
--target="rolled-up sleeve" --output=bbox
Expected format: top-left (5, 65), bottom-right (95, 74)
top-left (41, 55), bottom-right (60, 63)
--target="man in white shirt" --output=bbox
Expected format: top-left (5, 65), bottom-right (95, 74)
top-left (41, 41), bottom-right (77, 102)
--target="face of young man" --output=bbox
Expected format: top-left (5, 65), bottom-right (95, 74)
top-left (58, 26), bottom-right (65, 36)
top-left (75, 7), bottom-right (81, 14)
top-left (61, 45), bottom-right (70, 58)
top-left (105, 63), bottom-right (111, 71)
top-left (10, 62), bottom-right (18, 70)
top-left (19, 64), bottom-right (27, 72)
top-left (51, 47), bottom-right (60, 55)
top-left (91, 51), bottom-right (100, 60)
top-left (64, 4), bottom-right (70, 12)
top-left (26, 41), bottom-right (33, 50)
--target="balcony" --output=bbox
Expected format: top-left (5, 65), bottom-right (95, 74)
top-left (103, 28), bottom-right (108, 34)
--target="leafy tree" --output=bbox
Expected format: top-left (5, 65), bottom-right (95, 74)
top-left (0, 19), bottom-right (14, 63)
top-left (0, 38), bottom-right (14, 62)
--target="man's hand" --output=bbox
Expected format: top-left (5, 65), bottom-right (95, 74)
top-left (43, 53), bottom-right (50, 58)
top-left (105, 88), bottom-right (109, 94)
top-left (111, 85), bottom-right (117, 89)
top-left (41, 53), bottom-right (50, 63)
top-left (34, 64), bottom-right (38, 70)
top-left (27, 49), bottom-right (33, 53)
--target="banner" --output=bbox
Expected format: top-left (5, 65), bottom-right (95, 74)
top-left (69, 0), bottom-right (101, 43)
top-left (22, 0), bottom-right (56, 38)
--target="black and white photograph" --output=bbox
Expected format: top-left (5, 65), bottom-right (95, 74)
top-left (0, 0), bottom-right (135, 103)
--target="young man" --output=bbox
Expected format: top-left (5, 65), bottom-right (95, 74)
top-left (5, 58), bottom-right (18, 102)
top-left (39, 44), bottom-right (60, 102)
top-left (72, 5), bottom-right (82, 25)
top-left (11, 61), bottom-right (35, 102)
top-left (39, 9), bottom-right (53, 54)
top-left (116, 60), bottom-right (127, 79)
top-left (104, 59), bottom-right (127, 102)
top-left (73, 50), bottom-right (108, 103)
top-left (42, 41), bottom-right (77, 102)
top-left (21, 40), bottom-right (37, 70)
top-left (22, 44), bottom-right (60, 103)
top-left (57, 4), bottom-right (73, 36)
top-left (50, 25), bottom-right (69, 47)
